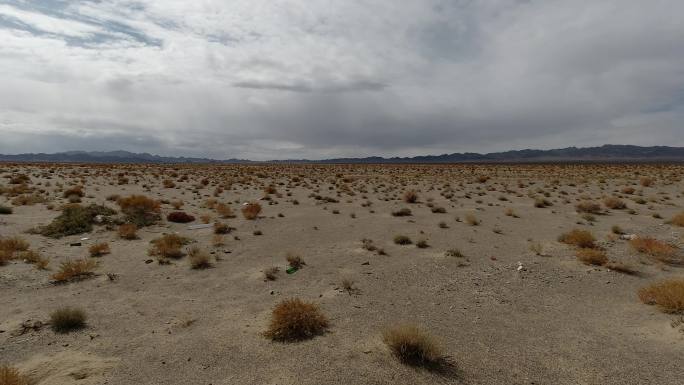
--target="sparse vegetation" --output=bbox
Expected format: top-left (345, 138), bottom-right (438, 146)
top-left (638, 279), bottom-right (684, 313)
top-left (558, 229), bottom-right (596, 248)
top-left (52, 258), bottom-right (97, 283)
top-left (394, 235), bottom-right (412, 245)
top-left (117, 195), bottom-right (160, 226)
top-left (0, 365), bottom-right (30, 385)
top-left (39, 204), bottom-right (115, 238)
top-left (264, 298), bottom-right (329, 341)
top-left (89, 242), bottom-right (110, 257)
top-left (241, 202), bottom-right (262, 220)
top-left (382, 324), bottom-right (447, 367)
top-left (50, 306), bottom-right (87, 333)
top-left (167, 211), bottom-right (195, 223)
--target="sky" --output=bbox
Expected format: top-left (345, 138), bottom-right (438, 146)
top-left (0, 0), bottom-right (683, 160)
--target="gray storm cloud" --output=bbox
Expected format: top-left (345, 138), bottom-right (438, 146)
top-left (0, 0), bottom-right (683, 160)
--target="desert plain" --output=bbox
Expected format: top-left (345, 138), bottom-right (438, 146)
top-left (1, 162), bottom-right (683, 385)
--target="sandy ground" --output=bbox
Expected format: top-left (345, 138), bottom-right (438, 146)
top-left (1, 163), bottom-right (683, 385)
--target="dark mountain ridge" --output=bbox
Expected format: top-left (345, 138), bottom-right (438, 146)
top-left (1, 145), bottom-right (684, 164)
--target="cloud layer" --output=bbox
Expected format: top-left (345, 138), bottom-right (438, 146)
top-left (1, 0), bottom-right (683, 160)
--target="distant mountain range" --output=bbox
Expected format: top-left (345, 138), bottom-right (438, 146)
top-left (1, 145), bottom-right (684, 164)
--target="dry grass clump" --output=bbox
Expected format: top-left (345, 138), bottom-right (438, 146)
top-left (50, 306), bottom-right (86, 333)
top-left (117, 195), bottom-right (160, 226)
top-left (392, 208), bottom-right (412, 217)
top-left (188, 246), bottom-right (212, 269)
top-left (403, 190), bottom-right (418, 203)
top-left (575, 201), bottom-right (601, 214)
top-left (0, 236), bottom-right (29, 255)
top-left (640, 177), bottom-right (654, 187)
top-left (52, 258), bottom-right (97, 283)
top-left (264, 298), bottom-right (329, 341)
top-left (638, 279), bottom-right (684, 313)
top-left (629, 237), bottom-right (680, 264)
top-left (167, 211), bottom-right (195, 223)
top-left (88, 242), bottom-right (110, 257)
top-left (118, 223), bottom-right (138, 239)
top-left (19, 250), bottom-right (49, 269)
top-left (603, 197), bottom-right (627, 210)
top-left (604, 261), bottom-right (638, 275)
top-left (241, 202), bottom-right (262, 220)
top-left (213, 222), bottom-right (231, 234)
top-left (394, 235), bottom-right (412, 245)
top-left (464, 213), bottom-right (480, 226)
top-left (286, 253), bottom-right (305, 269)
top-left (264, 267), bottom-right (279, 281)
top-left (558, 229), bottom-right (596, 249)
top-left (667, 212), bottom-right (684, 227)
top-left (0, 365), bottom-right (30, 385)
top-left (216, 203), bottom-right (236, 218)
top-left (148, 234), bottom-right (189, 262)
top-left (39, 204), bottom-right (115, 238)
top-left (576, 248), bottom-right (607, 265)
top-left (382, 324), bottom-right (447, 368)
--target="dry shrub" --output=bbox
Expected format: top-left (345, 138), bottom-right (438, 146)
top-left (465, 213), bottom-right (480, 226)
top-left (167, 211), bottom-right (195, 223)
top-left (603, 197), bottom-right (627, 210)
top-left (213, 222), bottom-right (230, 234)
top-left (62, 185), bottom-right (84, 198)
top-left (216, 203), bottom-right (235, 218)
top-left (286, 253), bottom-right (305, 269)
top-left (392, 208), bottom-right (412, 217)
top-left (52, 258), bottom-right (97, 283)
top-left (382, 324), bottom-right (446, 367)
top-left (241, 202), bottom-right (262, 220)
top-left (575, 201), bottom-right (601, 214)
top-left (403, 190), bottom-right (418, 203)
top-left (188, 246), bottom-right (211, 269)
top-left (50, 306), bottom-right (86, 333)
top-left (394, 235), bottom-right (412, 245)
top-left (0, 365), bottom-right (30, 385)
top-left (638, 279), bottom-right (684, 313)
top-left (264, 266), bottom-right (279, 281)
top-left (264, 298), bottom-right (329, 341)
top-left (558, 229), bottom-right (596, 249)
top-left (0, 236), bottom-right (29, 256)
top-left (605, 261), bottom-right (638, 275)
top-left (89, 242), bottom-right (110, 257)
top-left (39, 204), bottom-right (115, 238)
top-left (576, 248), bottom-right (607, 265)
top-left (118, 223), bottom-right (138, 239)
top-left (19, 250), bottom-right (49, 269)
top-left (148, 234), bottom-right (188, 261)
top-left (640, 177), bottom-right (654, 187)
top-left (629, 237), bottom-right (680, 264)
top-left (667, 212), bottom-right (684, 227)
top-left (117, 195), bottom-right (160, 226)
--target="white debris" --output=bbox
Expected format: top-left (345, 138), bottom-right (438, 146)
top-left (80, 237), bottom-right (89, 241)
top-left (620, 234), bottom-right (637, 240)
top-left (187, 223), bottom-right (213, 230)
top-left (516, 262), bottom-right (523, 271)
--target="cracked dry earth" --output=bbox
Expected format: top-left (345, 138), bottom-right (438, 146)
top-left (1, 163), bottom-right (683, 385)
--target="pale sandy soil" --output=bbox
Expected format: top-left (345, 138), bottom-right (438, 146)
top-left (1, 163), bottom-right (683, 385)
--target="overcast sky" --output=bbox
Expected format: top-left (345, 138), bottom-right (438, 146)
top-left (0, 0), bottom-right (683, 160)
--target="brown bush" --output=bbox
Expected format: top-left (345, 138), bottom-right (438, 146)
top-left (0, 365), bottom-right (30, 385)
top-left (638, 279), bottom-right (684, 313)
top-left (0, 236), bottom-right (30, 259)
top-left (575, 201), bottom-right (601, 214)
top-left (558, 229), bottom-right (596, 248)
top-left (188, 246), bottom-right (211, 269)
top-left (167, 211), bottom-right (195, 223)
top-left (667, 212), bottom-right (684, 227)
top-left (117, 195), bottom-right (160, 226)
top-left (88, 242), bottom-right (110, 257)
top-left (603, 197), bottom-right (627, 210)
top-left (576, 248), bottom-right (607, 265)
top-left (403, 190), bottom-right (418, 203)
top-left (286, 253), bottom-right (305, 269)
top-left (264, 298), bottom-right (329, 341)
top-left (50, 306), bottom-right (87, 333)
top-left (629, 237), bottom-right (680, 264)
top-left (241, 202), bottom-right (262, 220)
top-left (216, 203), bottom-right (235, 218)
top-left (148, 234), bottom-right (188, 261)
top-left (52, 258), bottom-right (97, 283)
top-left (640, 177), bottom-right (654, 187)
top-left (118, 223), bottom-right (138, 239)
top-left (382, 324), bottom-right (446, 367)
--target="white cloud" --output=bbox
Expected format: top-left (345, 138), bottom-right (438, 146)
top-left (0, 0), bottom-right (683, 159)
